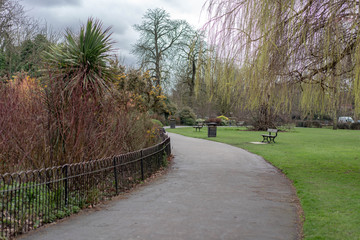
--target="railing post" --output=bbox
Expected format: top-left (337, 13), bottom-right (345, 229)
top-left (63, 165), bottom-right (68, 206)
top-left (113, 157), bottom-right (119, 195)
top-left (140, 150), bottom-right (144, 181)
top-left (158, 145), bottom-right (161, 168)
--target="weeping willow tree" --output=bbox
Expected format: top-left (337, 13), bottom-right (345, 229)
top-left (204, 0), bottom-right (360, 128)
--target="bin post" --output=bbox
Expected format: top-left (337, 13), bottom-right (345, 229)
top-left (207, 122), bottom-right (217, 137)
top-left (170, 119), bottom-right (176, 129)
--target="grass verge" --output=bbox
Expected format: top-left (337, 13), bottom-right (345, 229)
top-left (167, 127), bottom-right (360, 240)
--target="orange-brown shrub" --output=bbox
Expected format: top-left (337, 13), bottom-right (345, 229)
top-left (0, 73), bottom-right (155, 173)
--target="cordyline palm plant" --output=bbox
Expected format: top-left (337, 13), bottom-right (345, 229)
top-left (44, 18), bottom-right (114, 99)
top-left (41, 18), bottom-right (118, 166)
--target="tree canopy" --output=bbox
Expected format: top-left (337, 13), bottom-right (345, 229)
top-left (206, 0), bottom-right (360, 122)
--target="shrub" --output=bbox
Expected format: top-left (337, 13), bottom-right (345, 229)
top-left (150, 113), bottom-right (166, 125)
top-left (182, 118), bottom-right (196, 126)
top-left (206, 118), bottom-right (222, 126)
top-left (296, 121), bottom-right (304, 127)
top-left (151, 119), bottom-right (163, 128)
top-left (277, 124), bottom-right (295, 131)
top-left (350, 122), bottom-right (360, 130)
top-left (217, 115), bottom-right (229, 121)
top-left (0, 72), bottom-right (155, 173)
top-left (337, 123), bottom-right (350, 129)
top-left (196, 118), bottom-right (205, 124)
top-left (296, 121), bottom-right (322, 128)
top-left (178, 107), bottom-right (196, 126)
top-left (311, 121), bottom-right (322, 128)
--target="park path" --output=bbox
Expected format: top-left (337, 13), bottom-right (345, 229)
top-left (19, 132), bottom-right (301, 240)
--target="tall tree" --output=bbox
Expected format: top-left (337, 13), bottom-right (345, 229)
top-left (174, 29), bottom-right (207, 107)
top-left (132, 8), bottom-right (190, 90)
top-left (206, 0), bottom-right (360, 126)
top-left (0, 0), bottom-right (53, 78)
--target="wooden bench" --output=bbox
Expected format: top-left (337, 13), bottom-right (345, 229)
top-left (261, 129), bottom-right (278, 143)
top-left (193, 123), bottom-right (204, 132)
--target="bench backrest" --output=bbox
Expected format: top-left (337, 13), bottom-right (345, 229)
top-left (267, 128), bottom-right (278, 136)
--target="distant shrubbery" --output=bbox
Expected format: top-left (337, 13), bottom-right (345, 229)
top-left (206, 118), bottom-right (222, 126)
top-left (337, 122), bottom-right (360, 130)
top-left (296, 120), bottom-right (360, 130)
top-left (350, 122), bottom-right (360, 130)
top-left (151, 119), bottom-right (164, 127)
top-left (178, 107), bottom-right (196, 126)
top-left (296, 121), bottom-right (322, 128)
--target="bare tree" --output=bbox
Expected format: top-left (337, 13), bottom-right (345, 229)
top-left (132, 8), bottom-right (190, 91)
top-left (0, 0), bottom-right (56, 77)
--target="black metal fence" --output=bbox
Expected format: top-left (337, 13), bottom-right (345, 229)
top-left (0, 136), bottom-right (171, 239)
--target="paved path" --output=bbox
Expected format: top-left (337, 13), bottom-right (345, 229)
top-left (19, 133), bottom-right (300, 240)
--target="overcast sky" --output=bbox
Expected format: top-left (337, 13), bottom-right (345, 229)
top-left (21, 0), bottom-right (208, 66)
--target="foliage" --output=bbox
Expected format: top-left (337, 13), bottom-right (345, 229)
top-left (350, 122), bottom-right (360, 130)
top-left (172, 28), bottom-right (207, 108)
top-left (0, 19), bottom-right (157, 173)
top-left (205, 118), bottom-right (222, 126)
top-left (0, 181), bottom-right (84, 237)
top-left (113, 66), bottom-right (174, 116)
top-left (216, 115), bottom-right (228, 121)
top-left (216, 115), bottom-right (228, 125)
top-left (296, 121), bottom-right (322, 128)
top-left (0, 73), bottom-right (155, 172)
top-left (205, 0), bottom-right (360, 127)
top-left (178, 106), bottom-right (196, 126)
top-left (44, 18), bottom-right (114, 99)
top-left (1, 139), bottom-right (171, 238)
top-left (168, 127), bottom-right (360, 240)
top-left (196, 118), bottom-right (205, 124)
top-left (0, 0), bottom-right (53, 78)
top-left (337, 123), bottom-right (351, 129)
top-left (151, 119), bottom-right (163, 128)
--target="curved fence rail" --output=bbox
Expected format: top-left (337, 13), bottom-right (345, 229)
top-left (0, 136), bottom-right (171, 239)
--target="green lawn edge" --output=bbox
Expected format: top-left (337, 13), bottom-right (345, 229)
top-left (167, 127), bottom-right (360, 240)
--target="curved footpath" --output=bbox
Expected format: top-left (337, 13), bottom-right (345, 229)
top-left (19, 133), bottom-right (301, 240)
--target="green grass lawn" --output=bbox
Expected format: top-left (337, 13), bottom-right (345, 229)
top-left (167, 127), bottom-right (360, 240)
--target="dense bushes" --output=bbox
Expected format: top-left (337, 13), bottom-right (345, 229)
top-left (296, 121), bottom-right (360, 130)
top-left (350, 122), bottom-right (360, 130)
top-left (0, 74), bottom-right (154, 173)
top-left (337, 123), bottom-right (350, 129)
top-left (337, 122), bottom-right (360, 130)
top-left (178, 107), bottom-right (196, 125)
top-left (205, 118), bottom-right (222, 126)
top-left (0, 19), bottom-right (159, 173)
top-left (296, 121), bottom-right (322, 128)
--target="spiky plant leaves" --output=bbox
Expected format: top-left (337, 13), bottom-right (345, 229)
top-left (44, 18), bottom-right (114, 99)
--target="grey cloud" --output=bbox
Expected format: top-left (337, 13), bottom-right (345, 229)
top-left (20, 0), bottom-right (205, 67)
top-left (22, 0), bottom-right (82, 7)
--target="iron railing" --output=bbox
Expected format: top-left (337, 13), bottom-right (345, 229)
top-left (0, 136), bottom-right (171, 239)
